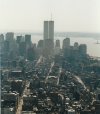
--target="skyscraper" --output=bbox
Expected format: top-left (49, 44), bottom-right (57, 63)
top-left (25, 34), bottom-right (31, 44)
top-left (25, 34), bottom-right (32, 54)
top-left (5, 32), bottom-right (17, 57)
top-left (0, 34), bottom-right (4, 42)
top-left (55, 40), bottom-right (60, 55)
top-left (62, 38), bottom-right (70, 49)
top-left (44, 21), bottom-right (49, 40)
top-left (6, 32), bottom-right (14, 42)
top-left (55, 40), bottom-right (60, 48)
top-left (43, 20), bottom-right (54, 56)
top-left (74, 42), bottom-right (79, 50)
top-left (43, 21), bottom-right (54, 41)
top-left (0, 34), bottom-right (4, 53)
top-left (48, 21), bottom-right (54, 40)
top-left (63, 38), bottom-right (70, 57)
top-left (16, 36), bottom-right (22, 44)
top-left (79, 44), bottom-right (87, 56)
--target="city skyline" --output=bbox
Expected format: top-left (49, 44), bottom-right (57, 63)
top-left (1, 31), bottom-right (100, 114)
top-left (1, 1), bottom-right (100, 113)
top-left (0, 0), bottom-right (100, 33)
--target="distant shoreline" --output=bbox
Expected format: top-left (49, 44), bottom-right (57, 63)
top-left (0, 32), bottom-right (100, 38)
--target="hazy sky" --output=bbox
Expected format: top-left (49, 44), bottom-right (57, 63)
top-left (0, 0), bottom-right (100, 33)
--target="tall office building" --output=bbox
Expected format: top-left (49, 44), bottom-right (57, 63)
top-left (37, 40), bottom-right (44, 55)
top-left (44, 21), bottom-right (49, 40)
top-left (37, 40), bottom-right (43, 48)
top-left (54, 39), bottom-right (60, 55)
top-left (63, 38), bottom-right (70, 57)
top-left (25, 34), bottom-right (32, 54)
top-left (25, 34), bottom-right (31, 44)
top-left (43, 39), bottom-right (54, 56)
top-left (48, 21), bottom-right (54, 40)
top-left (55, 40), bottom-right (60, 48)
top-left (19, 42), bottom-right (26, 57)
top-left (0, 34), bottom-right (4, 53)
top-left (79, 44), bottom-right (87, 56)
top-left (43, 20), bottom-right (54, 56)
top-left (62, 38), bottom-right (70, 49)
top-left (16, 36), bottom-right (23, 44)
top-left (74, 42), bottom-right (79, 50)
top-left (0, 34), bottom-right (4, 42)
top-left (6, 32), bottom-right (14, 42)
top-left (5, 32), bottom-right (17, 57)
top-left (43, 21), bottom-right (54, 41)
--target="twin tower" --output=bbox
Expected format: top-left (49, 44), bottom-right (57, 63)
top-left (44, 21), bottom-right (54, 41)
top-left (43, 21), bottom-right (54, 56)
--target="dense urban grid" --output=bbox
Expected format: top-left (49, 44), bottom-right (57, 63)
top-left (0, 21), bottom-right (100, 114)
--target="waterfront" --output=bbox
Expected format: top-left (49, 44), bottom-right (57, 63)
top-left (30, 34), bottom-right (100, 57)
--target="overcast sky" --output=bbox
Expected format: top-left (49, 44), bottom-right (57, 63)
top-left (0, 0), bottom-right (100, 33)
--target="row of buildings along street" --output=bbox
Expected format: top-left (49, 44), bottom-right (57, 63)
top-left (0, 21), bottom-right (100, 114)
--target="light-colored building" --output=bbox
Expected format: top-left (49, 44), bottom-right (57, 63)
top-left (43, 20), bottom-right (54, 56)
top-left (46, 76), bottom-right (59, 85)
top-left (43, 21), bottom-right (54, 41)
top-left (48, 21), bottom-right (54, 40)
top-left (65, 108), bottom-right (75, 114)
top-left (44, 21), bottom-right (49, 40)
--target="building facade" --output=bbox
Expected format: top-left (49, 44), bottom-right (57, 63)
top-left (43, 20), bottom-right (54, 56)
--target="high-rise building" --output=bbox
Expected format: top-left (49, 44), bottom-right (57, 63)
top-left (43, 39), bottom-right (54, 56)
top-left (55, 40), bottom-right (60, 48)
top-left (5, 32), bottom-right (15, 53)
top-left (37, 40), bottom-right (44, 56)
top-left (0, 34), bottom-right (4, 53)
top-left (73, 42), bottom-right (79, 58)
top-left (44, 21), bottom-right (49, 40)
top-left (79, 44), bottom-right (87, 56)
top-left (55, 40), bottom-right (60, 55)
top-left (37, 40), bottom-right (43, 48)
top-left (48, 21), bottom-right (54, 40)
top-left (74, 42), bottom-right (79, 50)
top-left (25, 34), bottom-right (32, 53)
top-left (63, 38), bottom-right (70, 57)
top-left (0, 34), bottom-right (4, 42)
top-left (4, 41), bottom-right (10, 52)
top-left (43, 20), bottom-right (54, 56)
top-left (16, 35), bottom-right (23, 44)
top-left (6, 32), bottom-right (14, 42)
top-left (62, 38), bottom-right (70, 49)
top-left (25, 34), bottom-right (31, 46)
top-left (19, 42), bottom-right (26, 57)
top-left (43, 21), bottom-right (54, 41)
top-left (27, 47), bottom-right (36, 61)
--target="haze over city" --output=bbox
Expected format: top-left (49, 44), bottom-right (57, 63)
top-left (0, 0), bottom-right (100, 33)
top-left (1, 0), bottom-right (100, 114)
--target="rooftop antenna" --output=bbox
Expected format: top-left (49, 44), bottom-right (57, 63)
top-left (51, 13), bottom-right (52, 21)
